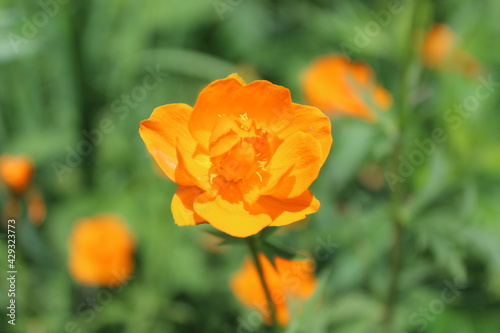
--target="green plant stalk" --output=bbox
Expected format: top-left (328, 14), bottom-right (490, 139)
top-left (246, 236), bottom-right (279, 331)
top-left (383, 0), bottom-right (424, 328)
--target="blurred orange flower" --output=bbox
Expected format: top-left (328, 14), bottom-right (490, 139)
top-left (421, 23), bottom-right (455, 68)
top-left (0, 154), bottom-right (33, 194)
top-left (230, 254), bottom-right (316, 326)
top-left (301, 55), bottom-right (392, 121)
top-left (68, 215), bottom-right (134, 287)
top-left (421, 23), bottom-right (480, 76)
top-left (140, 74), bottom-right (332, 238)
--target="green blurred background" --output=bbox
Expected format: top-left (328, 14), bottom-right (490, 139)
top-left (1, 0), bottom-right (500, 332)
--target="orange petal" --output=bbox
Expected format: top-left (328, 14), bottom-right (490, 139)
top-left (193, 184), bottom-right (272, 238)
top-left (302, 55), bottom-right (350, 112)
top-left (230, 255), bottom-right (290, 326)
top-left (221, 80), bottom-right (294, 130)
top-left (0, 154), bottom-right (33, 193)
top-left (302, 55), bottom-right (391, 120)
top-left (189, 76), bottom-right (245, 148)
top-left (421, 23), bottom-right (455, 68)
top-left (139, 103), bottom-right (199, 185)
top-left (230, 254), bottom-right (316, 326)
top-left (68, 215), bottom-right (134, 287)
top-left (275, 257), bottom-right (317, 298)
top-left (256, 190), bottom-right (320, 227)
top-left (171, 186), bottom-right (205, 226)
top-left (349, 61), bottom-right (372, 86)
top-left (263, 132), bottom-right (322, 199)
top-left (175, 138), bottom-right (211, 191)
top-left (373, 85), bottom-right (392, 110)
top-left (277, 104), bottom-right (332, 166)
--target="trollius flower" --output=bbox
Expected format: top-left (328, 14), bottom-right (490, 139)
top-left (301, 55), bottom-right (392, 121)
top-left (68, 215), bottom-right (135, 287)
top-left (0, 154), bottom-right (33, 194)
top-left (421, 23), bottom-right (480, 76)
top-left (421, 23), bottom-right (456, 68)
top-left (140, 74), bottom-right (332, 237)
top-left (230, 254), bottom-right (317, 326)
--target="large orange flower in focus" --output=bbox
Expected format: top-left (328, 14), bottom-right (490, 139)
top-left (0, 154), bottom-right (33, 194)
top-left (230, 254), bottom-right (317, 326)
top-left (301, 55), bottom-right (392, 121)
top-left (68, 215), bottom-right (134, 287)
top-left (140, 74), bottom-right (332, 238)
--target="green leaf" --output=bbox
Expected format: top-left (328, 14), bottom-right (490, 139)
top-left (203, 228), bottom-right (246, 246)
top-left (260, 238), bottom-right (310, 267)
top-left (257, 226), bottom-right (280, 241)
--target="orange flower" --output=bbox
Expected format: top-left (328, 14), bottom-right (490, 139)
top-left (0, 154), bottom-right (33, 194)
top-left (68, 215), bottom-right (134, 287)
top-left (421, 23), bottom-right (480, 76)
top-left (421, 23), bottom-right (455, 68)
top-left (230, 254), bottom-right (316, 326)
top-left (140, 74), bottom-right (332, 238)
top-left (301, 55), bottom-right (392, 121)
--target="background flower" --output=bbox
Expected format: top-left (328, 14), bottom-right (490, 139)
top-left (0, 154), bottom-right (33, 194)
top-left (301, 55), bottom-right (392, 121)
top-left (68, 215), bottom-right (135, 287)
top-left (230, 254), bottom-right (317, 326)
top-left (421, 23), bottom-right (480, 76)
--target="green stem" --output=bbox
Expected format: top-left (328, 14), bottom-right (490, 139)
top-left (245, 236), bottom-right (279, 331)
top-left (383, 0), bottom-right (425, 329)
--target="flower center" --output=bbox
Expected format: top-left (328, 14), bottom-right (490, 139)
top-left (219, 141), bottom-right (256, 181)
top-left (209, 114), bottom-right (273, 184)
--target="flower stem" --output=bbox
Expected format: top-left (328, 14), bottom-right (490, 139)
top-left (383, 0), bottom-right (425, 329)
top-left (245, 236), bottom-right (279, 331)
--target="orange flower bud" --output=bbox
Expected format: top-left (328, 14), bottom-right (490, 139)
top-left (421, 23), bottom-right (456, 68)
top-left (0, 154), bottom-right (33, 194)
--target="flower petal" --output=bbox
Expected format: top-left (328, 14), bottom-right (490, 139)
top-left (302, 55), bottom-right (390, 120)
top-left (139, 103), bottom-right (198, 185)
top-left (175, 138), bottom-right (212, 190)
top-left (189, 76), bottom-right (245, 148)
top-left (193, 183), bottom-right (272, 238)
top-left (277, 104), bottom-right (332, 166)
top-left (171, 186), bottom-right (206, 226)
top-left (221, 80), bottom-right (294, 130)
top-left (263, 132), bottom-right (322, 199)
top-left (373, 85), bottom-right (392, 110)
top-left (256, 190), bottom-right (320, 227)
top-left (275, 257), bottom-right (317, 298)
top-left (230, 255), bottom-right (290, 326)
